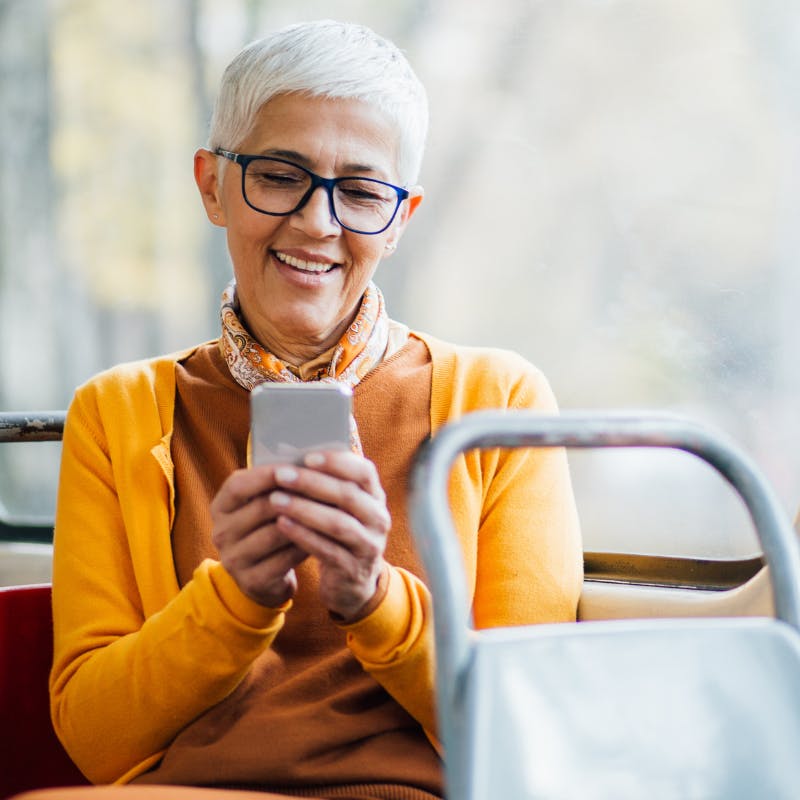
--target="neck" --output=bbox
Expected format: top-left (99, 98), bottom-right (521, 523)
top-left (245, 317), bottom-right (349, 367)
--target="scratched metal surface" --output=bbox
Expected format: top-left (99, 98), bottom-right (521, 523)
top-left (0, 412), bottom-right (65, 443)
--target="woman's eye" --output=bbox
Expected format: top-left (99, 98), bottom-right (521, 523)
top-left (343, 188), bottom-right (380, 200)
top-left (252, 171), bottom-right (303, 186)
top-left (339, 182), bottom-right (391, 203)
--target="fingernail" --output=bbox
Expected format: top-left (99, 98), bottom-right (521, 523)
top-left (275, 466), bottom-right (298, 482)
top-left (271, 491), bottom-right (290, 507)
top-left (304, 453), bottom-right (325, 467)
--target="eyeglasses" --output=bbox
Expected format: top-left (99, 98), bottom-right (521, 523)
top-left (214, 149), bottom-right (410, 235)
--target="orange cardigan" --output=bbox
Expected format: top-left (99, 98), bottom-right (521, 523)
top-left (50, 332), bottom-right (583, 784)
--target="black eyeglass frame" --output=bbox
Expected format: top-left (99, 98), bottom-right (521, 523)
top-left (214, 148), bottom-right (410, 235)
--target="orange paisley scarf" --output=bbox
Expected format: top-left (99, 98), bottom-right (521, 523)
top-left (219, 280), bottom-right (390, 454)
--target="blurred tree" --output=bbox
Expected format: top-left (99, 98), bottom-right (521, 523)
top-left (1, 0), bottom-right (798, 554)
top-left (0, 0), bottom-right (66, 407)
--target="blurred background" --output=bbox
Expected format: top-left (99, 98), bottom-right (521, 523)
top-left (2, 0), bottom-right (799, 567)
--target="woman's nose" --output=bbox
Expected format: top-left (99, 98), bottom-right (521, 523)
top-left (290, 186), bottom-right (340, 237)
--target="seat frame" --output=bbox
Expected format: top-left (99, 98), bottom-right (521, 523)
top-left (409, 410), bottom-right (800, 799)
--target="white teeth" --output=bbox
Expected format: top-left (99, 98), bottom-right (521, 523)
top-left (275, 251), bottom-right (333, 272)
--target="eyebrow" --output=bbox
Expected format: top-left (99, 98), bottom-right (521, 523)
top-left (258, 148), bottom-right (384, 177)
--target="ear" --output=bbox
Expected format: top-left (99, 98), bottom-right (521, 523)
top-left (383, 186), bottom-right (424, 256)
top-left (406, 190), bottom-right (424, 218)
top-left (194, 148), bottom-right (226, 226)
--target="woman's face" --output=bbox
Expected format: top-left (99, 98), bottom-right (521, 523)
top-left (195, 93), bottom-right (422, 363)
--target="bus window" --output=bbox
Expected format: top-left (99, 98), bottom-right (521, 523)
top-left (1, 0), bottom-right (797, 561)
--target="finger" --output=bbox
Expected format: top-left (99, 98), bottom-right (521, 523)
top-left (275, 513), bottom-right (383, 571)
top-left (231, 556), bottom-right (306, 608)
top-left (273, 464), bottom-right (388, 524)
top-left (219, 527), bottom-right (310, 607)
top-left (211, 465), bottom-right (278, 515)
top-left (220, 521), bottom-right (298, 571)
top-left (303, 451), bottom-right (385, 499)
top-left (228, 537), bottom-right (308, 580)
top-left (211, 491), bottom-right (280, 550)
top-left (275, 515), bottom-right (384, 619)
top-left (271, 483), bottom-right (391, 545)
top-left (271, 491), bottom-right (388, 558)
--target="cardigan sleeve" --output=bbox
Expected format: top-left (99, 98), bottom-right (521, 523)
top-left (342, 340), bottom-right (583, 744)
top-left (50, 381), bottom-right (286, 784)
top-left (468, 365), bottom-right (584, 628)
top-left (341, 565), bottom-right (439, 742)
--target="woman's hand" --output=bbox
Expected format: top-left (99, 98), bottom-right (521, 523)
top-left (269, 450), bottom-right (391, 622)
top-left (210, 466), bottom-right (310, 608)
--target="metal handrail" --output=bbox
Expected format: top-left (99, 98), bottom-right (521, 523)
top-left (408, 410), bottom-right (800, 752)
top-left (0, 412), bottom-right (65, 532)
top-left (0, 412), bottom-right (65, 443)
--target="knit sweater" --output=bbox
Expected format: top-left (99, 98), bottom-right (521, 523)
top-left (140, 337), bottom-right (440, 797)
top-left (50, 331), bottom-right (583, 790)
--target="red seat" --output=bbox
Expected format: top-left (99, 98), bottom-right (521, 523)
top-left (0, 584), bottom-right (88, 799)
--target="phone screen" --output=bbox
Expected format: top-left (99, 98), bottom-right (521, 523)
top-left (250, 383), bottom-right (352, 466)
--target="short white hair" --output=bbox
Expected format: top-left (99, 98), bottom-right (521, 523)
top-left (208, 19), bottom-right (428, 185)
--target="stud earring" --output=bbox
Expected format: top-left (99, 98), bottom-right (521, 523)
top-left (385, 242), bottom-right (396, 252)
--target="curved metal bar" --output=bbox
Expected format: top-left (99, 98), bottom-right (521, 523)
top-left (408, 410), bottom-right (800, 736)
top-left (0, 412), bottom-right (65, 443)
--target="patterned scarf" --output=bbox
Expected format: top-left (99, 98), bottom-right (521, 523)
top-left (219, 279), bottom-right (390, 455)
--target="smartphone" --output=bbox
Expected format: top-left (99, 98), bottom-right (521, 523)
top-left (250, 382), bottom-right (352, 466)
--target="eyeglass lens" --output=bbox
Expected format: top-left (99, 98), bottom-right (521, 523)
top-left (243, 158), bottom-right (399, 233)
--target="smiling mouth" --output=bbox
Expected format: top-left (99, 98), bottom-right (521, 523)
top-left (273, 250), bottom-right (338, 274)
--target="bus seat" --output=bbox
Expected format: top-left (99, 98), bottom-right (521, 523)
top-left (578, 562), bottom-right (775, 621)
top-left (410, 411), bottom-right (800, 798)
top-left (0, 584), bottom-right (88, 799)
top-left (463, 615), bottom-right (800, 799)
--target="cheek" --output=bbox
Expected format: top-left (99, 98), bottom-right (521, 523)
top-left (227, 215), bottom-right (280, 252)
top-left (348, 235), bottom-right (387, 272)
top-left (221, 179), bottom-right (278, 244)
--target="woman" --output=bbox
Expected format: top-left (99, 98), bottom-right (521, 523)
top-left (42, 19), bottom-right (582, 800)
